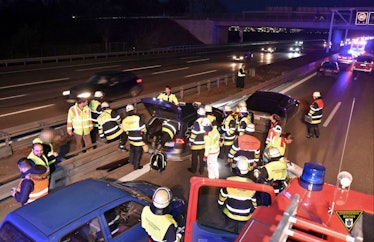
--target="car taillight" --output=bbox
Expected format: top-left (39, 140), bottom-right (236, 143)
top-left (319, 68), bottom-right (324, 71)
top-left (334, 69), bottom-right (338, 73)
top-left (137, 78), bottom-right (142, 84)
top-left (175, 138), bottom-right (185, 144)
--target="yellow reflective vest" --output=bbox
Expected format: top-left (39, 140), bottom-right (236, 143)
top-left (67, 103), bottom-right (93, 135)
top-left (141, 206), bottom-right (178, 242)
top-left (204, 127), bottom-right (220, 157)
top-left (122, 114), bottom-right (146, 146)
top-left (157, 92), bottom-right (179, 105)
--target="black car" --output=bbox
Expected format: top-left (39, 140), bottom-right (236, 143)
top-left (63, 71), bottom-right (143, 103)
top-left (245, 91), bottom-right (300, 133)
top-left (318, 61), bottom-right (340, 77)
top-left (142, 98), bottom-right (223, 161)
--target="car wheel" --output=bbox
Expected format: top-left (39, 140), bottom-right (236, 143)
top-left (129, 86), bottom-right (141, 97)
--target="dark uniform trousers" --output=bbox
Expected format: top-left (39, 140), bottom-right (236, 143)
top-left (191, 149), bottom-right (205, 174)
top-left (129, 145), bottom-right (143, 170)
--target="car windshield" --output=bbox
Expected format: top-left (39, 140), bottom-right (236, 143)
top-left (356, 56), bottom-right (373, 62)
top-left (86, 74), bottom-right (109, 85)
top-left (322, 62), bottom-right (337, 69)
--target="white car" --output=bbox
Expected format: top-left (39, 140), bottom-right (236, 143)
top-left (261, 47), bottom-right (276, 53)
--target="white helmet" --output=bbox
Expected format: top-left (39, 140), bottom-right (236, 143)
top-left (204, 104), bottom-right (212, 113)
top-left (201, 117), bottom-right (211, 127)
top-left (224, 105), bottom-right (232, 112)
top-left (239, 106), bottom-right (248, 113)
top-left (197, 107), bottom-right (206, 116)
top-left (101, 102), bottom-right (110, 108)
top-left (245, 123), bottom-right (255, 133)
top-left (313, 91), bottom-right (321, 98)
top-left (239, 101), bottom-right (247, 108)
top-left (152, 187), bottom-right (172, 209)
top-left (126, 104), bottom-right (135, 112)
top-left (264, 147), bottom-right (282, 162)
top-left (236, 156), bottom-right (249, 175)
top-left (94, 91), bottom-right (104, 98)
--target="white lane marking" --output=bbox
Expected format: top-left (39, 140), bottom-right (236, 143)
top-left (338, 98), bottom-right (355, 173)
top-left (323, 102), bottom-right (341, 127)
top-left (279, 72), bottom-right (316, 94)
top-left (0, 78), bottom-right (69, 90)
top-left (181, 56), bottom-right (200, 59)
top-left (124, 65), bottom-right (162, 72)
top-left (118, 163), bottom-right (150, 182)
top-left (0, 94), bottom-right (26, 101)
top-left (0, 104), bottom-right (55, 118)
top-left (152, 67), bottom-right (189, 74)
top-left (75, 65), bottom-right (121, 71)
top-left (185, 70), bottom-right (217, 78)
top-left (186, 58), bottom-right (210, 63)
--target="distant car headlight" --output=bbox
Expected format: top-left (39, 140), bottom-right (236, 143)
top-left (77, 92), bottom-right (91, 99)
top-left (63, 90), bottom-right (70, 96)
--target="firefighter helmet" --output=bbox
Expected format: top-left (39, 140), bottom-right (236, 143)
top-left (126, 104), bottom-right (135, 112)
top-left (245, 123), bottom-right (255, 133)
top-left (238, 101), bottom-right (247, 108)
top-left (224, 105), bottom-right (232, 112)
top-left (94, 91), bottom-right (104, 98)
top-left (101, 102), bottom-right (110, 108)
top-left (239, 106), bottom-right (248, 113)
top-left (197, 107), bottom-right (206, 116)
top-left (236, 156), bottom-right (250, 175)
top-left (313, 91), bottom-right (321, 98)
top-left (152, 187), bottom-right (172, 209)
top-left (205, 104), bottom-right (212, 113)
top-left (263, 147), bottom-right (282, 162)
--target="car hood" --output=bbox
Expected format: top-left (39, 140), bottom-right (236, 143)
top-left (141, 97), bottom-right (183, 120)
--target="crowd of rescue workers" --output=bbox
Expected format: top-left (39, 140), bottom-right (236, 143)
top-left (10, 84), bottom-right (324, 242)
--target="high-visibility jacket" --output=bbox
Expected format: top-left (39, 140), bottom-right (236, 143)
top-left (237, 67), bottom-right (246, 77)
top-left (89, 99), bottom-right (102, 128)
top-left (221, 114), bottom-right (237, 146)
top-left (258, 159), bottom-right (288, 193)
top-left (97, 109), bottom-right (123, 141)
top-left (141, 206), bottom-right (179, 242)
top-left (17, 174), bottom-right (49, 204)
top-left (189, 117), bottom-right (205, 150)
top-left (122, 114), bottom-right (146, 146)
top-left (162, 120), bottom-right (179, 141)
top-left (204, 127), bottom-right (220, 157)
top-left (266, 123), bottom-right (282, 144)
top-left (307, 98), bottom-right (324, 124)
top-left (228, 133), bottom-right (261, 163)
top-left (32, 138), bottom-right (57, 165)
top-left (28, 152), bottom-right (51, 168)
top-left (207, 113), bottom-right (217, 127)
top-left (237, 115), bottom-right (252, 135)
top-left (67, 103), bottom-right (93, 135)
top-left (267, 135), bottom-right (287, 156)
top-left (157, 92), bottom-right (179, 105)
top-left (218, 176), bottom-right (256, 221)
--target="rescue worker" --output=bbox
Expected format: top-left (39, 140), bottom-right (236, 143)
top-left (11, 158), bottom-right (49, 206)
top-left (97, 102), bottom-right (126, 150)
top-left (264, 132), bottom-right (293, 163)
top-left (219, 105), bottom-right (237, 161)
top-left (27, 143), bottom-right (50, 172)
top-left (204, 104), bottom-right (217, 128)
top-left (141, 187), bottom-right (183, 242)
top-left (202, 118), bottom-right (221, 179)
top-left (67, 98), bottom-right (93, 152)
top-left (254, 147), bottom-right (288, 205)
top-left (32, 128), bottom-right (59, 173)
top-left (265, 114), bottom-right (282, 144)
top-left (89, 91), bottom-right (104, 146)
top-left (236, 63), bottom-right (246, 89)
top-left (306, 91), bottom-right (324, 139)
top-left (121, 104), bottom-right (147, 170)
top-left (237, 106), bottom-right (253, 136)
top-left (188, 107), bottom-right (206, 175)
top-left (218, 157), bottom-right (257, 233)
top-left (228, 124), bottom-right (261, 174)
top-left (157, 85), bottom-right (179, 105)
top-left (157, 119), bottom-right (180, 151)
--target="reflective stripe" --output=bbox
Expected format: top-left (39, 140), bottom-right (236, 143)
top-left (226, 204), bottom-right (251, 214)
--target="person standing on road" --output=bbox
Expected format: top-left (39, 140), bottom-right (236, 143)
top-left (219, 105), bottom-right (237, 161)
top-left (157, 85), bottom-right (179, 105)
top-left (265, 114), bottom-right (282, 144)
top-left (67, 99), bottom-right (93, 152)
top-left (202, 118), bottom-right (221, 179)
top-left (237, 106), bottom-right (253, 136)
top-left (236, 64), bottom-right (246, 89)
top-left (97, 102), bottom-right (126, 150)
top-left (121, 104), bottom-right (147, 170)
top-left (11, 158), bottom-right (49, 206)
top-left (89, 91), bottom-right (104, 147)
top-left (306, 91), bottom-right (324, 139)
top-left (188, 107), bottom-right (206, 175)
top-left (264, 132), bottom-right (294, 163)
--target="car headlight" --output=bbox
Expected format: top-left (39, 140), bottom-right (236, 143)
top-left (62, 90), bottom-right (70, 96)
top-left (77, 92), bottom-right (91, 99)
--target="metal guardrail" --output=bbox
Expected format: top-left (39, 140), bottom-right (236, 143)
top-left (0, 57), bottom-right (324, 201)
